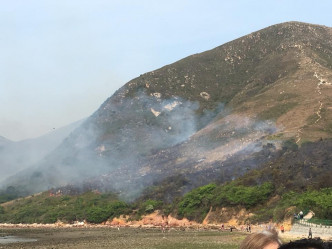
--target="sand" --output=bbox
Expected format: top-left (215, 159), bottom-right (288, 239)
top-left (0, 227), bottom-right (246, 249)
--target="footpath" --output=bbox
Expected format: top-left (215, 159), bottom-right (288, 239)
top-left (284, 219), bottom-right (332, 240)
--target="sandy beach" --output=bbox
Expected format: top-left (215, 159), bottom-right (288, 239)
top-left (1, 226), bottom-right (247, 249)
top-left (1, 222), bottom-right (327, 249)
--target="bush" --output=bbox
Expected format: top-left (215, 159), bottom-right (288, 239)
top-left (252, 188), bottom-right (332, 222)
top-left (86, 207), bottom-right (109, 223)
top-left (86, 201), bottom-right (129, 224)
top-left (137, 199), bottom-right (163, 215)
top-left (177, 184), bottom-right (216, 221)
top-left (214, 182), bottom-right (274, 209)
top-left (108, 201), bottom-right (129, 217)
top-left (295, 188), bottom-right (332, 219)
top-left (282, 139), bottom-right (298, 151)
top-left (0, 190), bottom-right (127, 224)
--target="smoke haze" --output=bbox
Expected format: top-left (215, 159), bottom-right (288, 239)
top-left (0, 92), bottom-right (280, 201)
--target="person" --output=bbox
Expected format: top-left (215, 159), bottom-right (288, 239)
top-left (308, 228), bottom-right (312, 239)
top-left (299, 211), bottom-right (304, 219)
top-left (280, 225), bottom-right (284, 233)
top-left (278, 238), bottom-right (329, 249)
top-left (239, 229), bottom-right (282, 249)
top-left (220, 223), bottom-right (225, 231)
top-left (246, 224), bottom-right (252, 233)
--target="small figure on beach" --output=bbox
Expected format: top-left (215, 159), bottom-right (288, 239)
top-left (308, 227), bottom-right (312, 239)
top-left (280, 225), bottom-right (284, 233)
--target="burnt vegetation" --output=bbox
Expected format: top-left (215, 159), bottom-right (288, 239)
top-left (1, 139), bottom-right (331, 224)
top-left (1, 22), bottom-right (332, 224)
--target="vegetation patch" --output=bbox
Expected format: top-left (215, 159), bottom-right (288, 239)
top-left (276, 93), bottom-right (299, 101)
top-left (327, 122), bottom-right (332, 134)
top-left (0, 191), bottom-right (130, 224)
top-left (306, 113), bottom-right (319, 125)
top-left (212, 182), bottom-right (274, 209)
top-left (257, 102), bottom-right (298, 120)
top-left (250, 188), bottom-right (332, 223)
top-left (177, 184), bottom-right (216, 222)
top-left (0, 184), bottom-right (331, 225)
top-left (266, 133), bottom-right (284, 140)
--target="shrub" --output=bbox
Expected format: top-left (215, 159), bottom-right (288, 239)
top-left (86, 206), bottom-right (109, 223)
top-left (295, 188), bottom-right (332, 219)
top-left (137, 199), bottom-right (163, 215)
top-left (282, 139), bottom-right (298, 151)
top-left (214, 182), bottom-right (274, 209)
top-left (177, 184), bottom-right (216, 221)
top-left (86, 201), bottom-right (129, 224)
top-left (108, 201), bottom-right (129, 217)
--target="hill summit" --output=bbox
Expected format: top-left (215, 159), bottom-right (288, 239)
top-left (1, 22), bottom-right (332, 200)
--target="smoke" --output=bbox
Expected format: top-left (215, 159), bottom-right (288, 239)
top-left (0, 91), bottom-right (281, 201)
top-left (0, 119), bottom-right (84, 184)
top-left (197, 114), bottom-right (280, 163)
top-left (91, 91), bottom-right (223, 158)
top-left (0, 92), bottom-right (221, 193)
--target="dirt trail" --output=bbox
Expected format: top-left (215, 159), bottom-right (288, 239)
top-left (313, 72), bottom-right (325, 124)
top-left (295, 70), bottom-right (329, 144)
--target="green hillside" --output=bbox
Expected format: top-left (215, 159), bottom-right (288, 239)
top-left (0, 180), bottom-right (330, 225)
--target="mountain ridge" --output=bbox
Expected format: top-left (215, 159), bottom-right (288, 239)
top-left (1, 21), bottom-right (331, 200)
top-left (0, 119), bottom-right (84, 182)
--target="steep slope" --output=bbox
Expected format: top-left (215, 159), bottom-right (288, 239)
top-left (237, 139), bottom-right (332, 191)
top-left (2, 22), bottom-right (331, 199)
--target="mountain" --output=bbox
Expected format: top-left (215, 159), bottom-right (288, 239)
top-left (0, 119), bottom-right (84, 182)
top-left (2, 22), bottom-right (332, 200)
top-left (0, 136), bottom-right (13, 148)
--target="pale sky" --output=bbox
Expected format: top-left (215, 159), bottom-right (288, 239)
top-left (1, 0), bottom-right (331, 141)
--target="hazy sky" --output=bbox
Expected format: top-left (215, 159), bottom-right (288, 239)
top-left (1, 0), bottom-right (331, 141)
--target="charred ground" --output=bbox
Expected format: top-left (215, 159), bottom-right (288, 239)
top-left (1, 22), bottom-right (331, 205)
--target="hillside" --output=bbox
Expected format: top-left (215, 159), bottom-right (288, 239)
top-left (137, 139), bottom-right (332, 201)
top-left (1, 21), bottom-right (331, 200)
top-left (0, 119), bottom-right (84, 183)
top-left (1, 163), bottom-right (330, 225)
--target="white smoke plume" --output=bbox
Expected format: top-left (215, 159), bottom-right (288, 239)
top-left (0, 92), bottom-right (281, 201)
